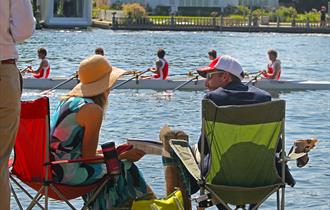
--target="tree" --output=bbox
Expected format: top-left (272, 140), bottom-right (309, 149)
top-left (122, 3), bottom-right (146, 18)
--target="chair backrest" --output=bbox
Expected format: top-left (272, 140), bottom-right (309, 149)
top-left (12, 97), bottom-right (51, 182)
top-left (201, 99), bottom-right (285, 187)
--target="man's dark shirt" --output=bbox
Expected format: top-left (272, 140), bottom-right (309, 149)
top-left (198, 80), bottom-right (271, 156)
top-left (204, 80), bottom-right (271, 106)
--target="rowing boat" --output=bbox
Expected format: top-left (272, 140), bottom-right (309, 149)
top-left (22, 77), bottom-right (330, 92)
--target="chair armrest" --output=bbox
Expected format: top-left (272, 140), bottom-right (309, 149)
top-left (169, 139), bottom-right (201, 181)
top-left (8, 158), bottom-right (14, 168)
top-left (51, 156), bottom-right (104, 165)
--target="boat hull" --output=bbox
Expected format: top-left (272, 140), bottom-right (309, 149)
top-left (22, 77), bottom-right (330, 92)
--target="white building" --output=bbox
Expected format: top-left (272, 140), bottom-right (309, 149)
top-left (39, 0), bottom-right (92, 28)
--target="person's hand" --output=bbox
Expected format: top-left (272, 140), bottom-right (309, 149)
top-left (27, 66), bottom-right (33, 72)
top-left (259, 70), bottom-right (266, 74)
top-left (118, 148), bottom-right (145, 162)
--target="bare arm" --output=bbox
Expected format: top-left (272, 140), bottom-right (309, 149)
top-left (29, 60), bottom-right (48, 73)
top-left (76, 103), bottom-right (103, 158)
top-left (149, 60), bottom-right (163, 74)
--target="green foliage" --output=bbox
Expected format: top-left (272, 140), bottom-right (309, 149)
top-left (296, 12), bottom-right (319, 21)
top-left (98, 5), bottom-right (110, 10)
top-left (92, 9), bottom-right (99, 19)
top-left (236, 5), bottom-right (251, 16)
top-left (273, 6), bottom-right (297, 21)
top-left (122, 3), bottom-right (147, 18)
top-left (252, 8), bottom-right (267, 17)
top-left (227, 14), bottom-right (245, 20)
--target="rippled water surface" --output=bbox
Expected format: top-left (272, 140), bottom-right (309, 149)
top-left (12, 29), bottom-right (330, 209)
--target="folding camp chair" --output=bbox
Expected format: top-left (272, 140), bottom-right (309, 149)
top-left (8, 97), bottom-right (112, 210)
top-left (170, 99), bottom-right (287, 210)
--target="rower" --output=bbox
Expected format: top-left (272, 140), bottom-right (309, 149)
top-left (26, 48), bottom-right (51, 79)
top-left (260, 49), bottom-right (281, 80)
top-left (148, 48), bottom-right (169, 80)
top-left (95, 47), bottom-right (104, 56)
top-left (208, 49), bottom-right (217, 61)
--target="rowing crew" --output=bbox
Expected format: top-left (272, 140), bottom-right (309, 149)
top-left (22, 47), bottom-right (281, 81)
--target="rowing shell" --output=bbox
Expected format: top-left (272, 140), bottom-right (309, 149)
top-left (22, 77), bottom-right (330, 92)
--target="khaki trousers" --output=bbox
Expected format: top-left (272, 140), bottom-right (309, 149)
top-left (0, 63), bottom-right (21, 210)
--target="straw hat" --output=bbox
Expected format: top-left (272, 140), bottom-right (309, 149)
top-left (67, 55), bottom-right (127, 97)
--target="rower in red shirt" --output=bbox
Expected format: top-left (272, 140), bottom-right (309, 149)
top-left (149, 48), bottom-right (169, 80)
top-left (27, 48), bottom-right (51, 79)
top-left (260, 49), bottom-right (281, 80)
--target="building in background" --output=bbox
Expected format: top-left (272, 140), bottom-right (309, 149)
top-left (39, 0), bottom-right (92, 28)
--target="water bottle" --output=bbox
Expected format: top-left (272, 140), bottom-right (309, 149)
top-left (101, 142), bottom-right (121, 175)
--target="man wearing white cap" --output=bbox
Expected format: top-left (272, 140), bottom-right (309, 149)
top-left (197, 55), bottom-right (271, 106)
top-left (194, 55), bottom-right (294, 209)
top-left (165, 55), bottom-right (294, 210)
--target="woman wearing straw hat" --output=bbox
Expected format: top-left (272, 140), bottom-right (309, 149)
top-left (50, 55), bottom-right (152, 209)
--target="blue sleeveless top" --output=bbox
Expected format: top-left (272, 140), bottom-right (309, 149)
top-left (50, 97), bottom-right (105, 185)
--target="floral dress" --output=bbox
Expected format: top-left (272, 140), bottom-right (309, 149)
top-left (50, 97), bottom-right (147, 209)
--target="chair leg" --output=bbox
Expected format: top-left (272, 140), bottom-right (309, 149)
top-left (277, 190), bottom-right (280, 210)
top-left (44, 185), bottom-right (49, 210)
top-left (10, 176), bottom-right (45, 209)
top-left (27, 186), bottom-right (44, 210)
top-left (281, 187), bottom-right (285, 210)
top-left (10, 183), bottom-right (23, 210)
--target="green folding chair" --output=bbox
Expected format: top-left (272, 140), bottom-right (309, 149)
top-left (170, 99), bottom-right (287, 210)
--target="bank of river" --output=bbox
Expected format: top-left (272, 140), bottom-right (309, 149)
top-left (13, 29), bottom-right (330, 209)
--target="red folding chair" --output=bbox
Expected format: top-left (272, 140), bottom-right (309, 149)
top-left (9, 97), bottom-right (112, 210)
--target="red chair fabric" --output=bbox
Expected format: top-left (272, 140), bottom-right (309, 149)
top-left (10, 97), bottom-right (107, 201)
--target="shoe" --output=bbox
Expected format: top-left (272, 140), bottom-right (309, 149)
top-left (297, 154), bottom-right (309, 168)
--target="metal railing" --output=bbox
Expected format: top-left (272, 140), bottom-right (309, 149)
top-left (94, 11), bottom-right (330, 32)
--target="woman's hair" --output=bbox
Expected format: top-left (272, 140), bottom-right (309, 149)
top-left (88, 92), bottom-right (108, 109)
top-left (62, 91), bottom-right (108, 110)
top-left (38, 48), bottom-right (47, 56)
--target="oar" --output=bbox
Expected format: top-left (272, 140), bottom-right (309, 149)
top-left (112, 69), bottom-right (150, 89)
top-left (167, 71), bottom-right (196, 77)
top-left (40, 73), bottom-right (78, 95)
top-left (246, 72), bottom-right (263, 86)
top-left (20, 67), bottom-right (30, 75)
top-left (163, 75), bottom-right (199, 96)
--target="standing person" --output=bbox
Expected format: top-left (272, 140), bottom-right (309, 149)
top-left (320, 6), bottom-right (327, 28)
top-left (0, 1), bottom-right (35, 210)
top-left (27, 48), bottom-right (51, 78)
top-left (95, 47), bottom-right (104, 56)
top-left (50, 55), bottom-right (154, 209)
top-left (148, 48), bottom-right (169, 80)
top-left (164, 55), bottom-right (295, 210)
top-left (260, 49), bottom-right (281, 80)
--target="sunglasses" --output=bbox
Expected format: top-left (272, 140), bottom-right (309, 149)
top-left (206, 71), bottom-right (225, 80)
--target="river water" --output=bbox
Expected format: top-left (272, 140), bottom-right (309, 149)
top-left (11, 29), bottom-right (330, 209)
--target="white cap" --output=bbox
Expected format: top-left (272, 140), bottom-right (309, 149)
top-left (197, 55), bottom-right (244, 80)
